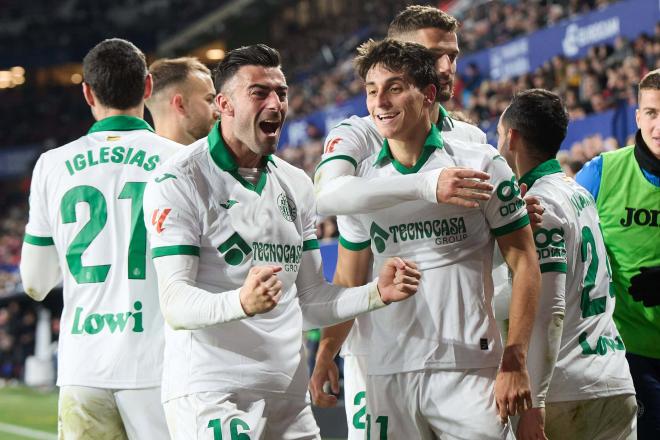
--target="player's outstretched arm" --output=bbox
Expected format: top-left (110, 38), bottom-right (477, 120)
top-left (19, 242), bottom-right (62, 301)
top-left (315, 160), bottom-right (493, 216)
top-left (310, 244), bottom-right (372, 407)
top-left (494, 225), bottom-right (541, 422)
top-left (296, 250), bottom-right (419, 330)
top-left (153, 254), bottom-right (283, 330)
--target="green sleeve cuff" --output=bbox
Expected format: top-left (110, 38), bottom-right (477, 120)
top-left (338, 235), bottom-right (371, 251)
top-left (24, 233), bottom-right (54, 246)
top-left (540, 262), bottom-right (568, 273)
top-left (152, 245), bottom-right (200, 258)
top-left (491, 215), bottom-right (530, 237)
top-left (314, 155), bottom-right (358, 173)
top-left (302, 239), bottom-right (320, 251)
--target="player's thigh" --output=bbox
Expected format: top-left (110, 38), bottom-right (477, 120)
top-left (163, 392), bottom-right (266, 440)
top-left (262, 397), bottom-right (320, 440)
top-left (420, 368), bottom-right (509, 440)
top-left (545, 394), bottom-right (637, 440)
top-left (58, 385), bottom-right (127, 440)
top-left (343, 354), bottom-right (368, 440)
top-left (366, 373), bottom-right (434, 440)
top-left (626, 352), bottom-right (660, 438)
top-left (114, 387), bottom-right (169, 440)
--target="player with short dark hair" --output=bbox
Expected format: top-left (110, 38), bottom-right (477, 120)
top-left (143, 43), bottom-right (421, 439)
top-left (498, 89), bottom-right (637, 440)
top-left (333, 38), bottom-right (539, 439)
top-left (21, 38), bottom-right (181, 439)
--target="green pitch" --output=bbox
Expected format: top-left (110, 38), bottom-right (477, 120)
top-left (0, 386), bottom-right (58, 439)
top-left (0, 385), bottom-right (344, 439)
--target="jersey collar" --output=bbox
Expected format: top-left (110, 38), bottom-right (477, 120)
top-left (87, 115), bottom-right (154, 134)
top-left (437, 105), bottom-right (452, 129)
top-left (519, 159), bottom-right (563, 190)
top-left (208, 121), bottom-right (275, 195)
top-left (374, 124), bottom-right (443, 174)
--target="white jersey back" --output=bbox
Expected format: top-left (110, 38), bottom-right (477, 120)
top-left (526, 164), bottom-right (635, 401)
top-left (24, 116), bottom-right (180, 388)
top-left (320, 112), bottom-right (488, 356)
top-left (143, 124), bottom-right (319, 402)
top-left (339, 125), bottom-right (529, 374)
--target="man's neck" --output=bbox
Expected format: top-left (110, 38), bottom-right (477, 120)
top-left (388, 119), bottom-right (432, 168)
top-left (94, 105), bottom-right (144, 121)
top-left (220, 124), bottom-right (264, 168)
top-left (430, 103), bottom-right (441, 125)
top-left (154, 116), bottom-right (194, 145)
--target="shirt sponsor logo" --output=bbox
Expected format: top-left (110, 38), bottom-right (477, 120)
top-left (71, 301), bottom-right (144, 335)
top-left (533, 227), bottom-right (566, 260)
top-left (277, 193), bottom-right (297, 222)
top-left (369, 217), bottom-right (468, 253)
top-left (151, 208), bottom-right (171, 234)
top-left (619, 207), bottom-right (660, 227)
top-left (496, 176), bottom-right (524, 217)
top-left (579, 331), bottom-right (625, 356)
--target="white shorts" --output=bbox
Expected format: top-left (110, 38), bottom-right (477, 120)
top-left (545, 394), bottom-right (637, 440)
top-left (342, 354), bottom-right (368, 440)
top-left (58, 385), bottom-right (168, 440)
top-left (163, 391), bottom-right (321, 440)
top-left (366, 368), bottom-right (510, 440)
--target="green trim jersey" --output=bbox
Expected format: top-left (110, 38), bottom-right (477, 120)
top-left (597, 146), bottom-right (660, 358)
top-left (24, 116), bottom-right (180, 388)
top-left (322, 111), bottom-right (488, 357)
top-left (522, 160), bottom-right (635, 402)
top-left (143, 123), bottom-right (323, 402)
top-left (340, 125), bottom-right (529, 374)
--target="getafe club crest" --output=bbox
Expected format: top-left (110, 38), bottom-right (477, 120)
top-left (277, 193), bottom-right (297, 222)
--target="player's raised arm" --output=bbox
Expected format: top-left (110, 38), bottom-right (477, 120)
top-left (314, 122), bottom-right (493, 216)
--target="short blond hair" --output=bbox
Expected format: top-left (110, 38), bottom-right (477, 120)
top-left (149, 57), bottom-right (211, 96)
top-left (639, 68), bottom-right (660, 101)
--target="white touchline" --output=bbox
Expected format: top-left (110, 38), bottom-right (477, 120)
top-left (0, 422), bottom-right (57, 440)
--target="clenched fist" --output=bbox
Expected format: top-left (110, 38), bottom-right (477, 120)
top-left (377, 257), bottom-right (422, 304)
top-left (239, 265), bottom-right (284, 316)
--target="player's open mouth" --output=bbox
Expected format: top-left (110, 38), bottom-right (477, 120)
top-left (259, 120), bottom-right (280, 135)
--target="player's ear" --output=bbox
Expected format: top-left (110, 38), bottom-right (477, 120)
top-left (423, 84), bottom-right (436, 106)
top-left (508, 127), bottom-right (521, 151)
top-left (216, 92), bottom-right (234, 117)
top-left (82, 82), bottom-right (95, 107)
top-left (172, 94), bottom-right (185, 115)
top-left (143, 73), bottom-right (153, 100)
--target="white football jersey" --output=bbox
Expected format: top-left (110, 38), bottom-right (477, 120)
top-left (143, 123), bottom-right (322, 402)
top-left (24, 116), bottom-right (180, 388)
top-left (318, 110), bottom-right (490, 357)
top-left (340, 125), bottom-right (529, 374)
top-left (523, 160), bottom-right (635, 402)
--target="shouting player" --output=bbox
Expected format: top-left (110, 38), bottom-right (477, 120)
top-left (20, 39), bottom-right (180, 439)
top-left (143, 44), bottom-right (421, 440)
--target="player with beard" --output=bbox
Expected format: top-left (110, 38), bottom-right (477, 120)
top-left (143, 44), bottom-right (421, 439)
top-left (146, 57), bottom-right (219, 145)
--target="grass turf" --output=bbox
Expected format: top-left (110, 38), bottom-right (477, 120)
top-left (0, 385), bottom-right (58, 439)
